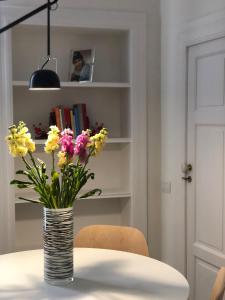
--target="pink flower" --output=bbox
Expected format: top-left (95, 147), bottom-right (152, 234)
top-left (60, 128), bottom-right (74, 158)
top-left (61, 128), bottom-right (73, 136)
top-left (74, 132), bottom-right (90, 163)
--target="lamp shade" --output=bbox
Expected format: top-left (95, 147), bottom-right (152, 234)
top-left (29, 69), bottom-right (60, 90)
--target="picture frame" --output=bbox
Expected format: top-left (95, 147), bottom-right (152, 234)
top-left (69, 49), bottom-right (95, 82)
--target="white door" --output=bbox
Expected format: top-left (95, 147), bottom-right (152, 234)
top-left (187, 38), bottom-right (225, 300)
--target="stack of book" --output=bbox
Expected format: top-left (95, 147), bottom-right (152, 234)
top-left (49, 104), bottom-right (89, 137)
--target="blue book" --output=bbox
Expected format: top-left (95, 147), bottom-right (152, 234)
top-left (73, 105), bottom-right (80, 136)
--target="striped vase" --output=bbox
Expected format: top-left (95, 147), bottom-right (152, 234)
top-left (43, 207), bottom-right (74, 285)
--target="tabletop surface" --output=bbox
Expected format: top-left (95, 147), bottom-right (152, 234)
top-left (0, 248), bottom-right (189, 300)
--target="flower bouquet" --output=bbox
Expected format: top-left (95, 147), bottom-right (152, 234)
top-left (6, 121), bottom-right (108, 284)
top-left (6, 121), bottom-right (108, 207)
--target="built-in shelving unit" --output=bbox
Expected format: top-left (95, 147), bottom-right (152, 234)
top-left (11, 24), bottom-right (133, 250)
top-left (0, 5), bottom-right (147, 251)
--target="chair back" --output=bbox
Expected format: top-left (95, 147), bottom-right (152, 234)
top-left (210, 267), bottom-right (225, 300)
top-left (74, 224), bottom-right (149, 257)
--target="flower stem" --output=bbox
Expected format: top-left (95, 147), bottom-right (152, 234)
top-left (52, 151), bottom-right (55, 172)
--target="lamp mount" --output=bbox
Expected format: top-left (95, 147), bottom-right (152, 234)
top-left (0, 0), bottom-right (58, 34)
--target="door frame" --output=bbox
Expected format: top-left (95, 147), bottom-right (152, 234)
top-left (164, 10), bottom-right (225, 275)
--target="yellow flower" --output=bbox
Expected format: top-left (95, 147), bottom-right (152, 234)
top-left (6, 121), bottom-right (35, 157)
top-left (89, 128), bottom-right (108, 156)
top-left (18, 126), bottom-right (29, 135)
top-left (57, 151), bottom-right (67, 168)
top-left (25, 134), bottom-right (35, 152)
top-left (26, 139), bottom-right (35, 152)
top-left (49, 125), bottom-right (60, 135)
top-left (14, 146), bottom-right (28, 157)
top-left (44, 126), bottom-right (60, 154)
top-left (7, 142), bottom-right (28, 157)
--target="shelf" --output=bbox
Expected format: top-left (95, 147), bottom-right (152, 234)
top-left (105, 138), bottom-right (131, 144)
top-left (15, 191), bottom-right (131, 204)
top-left (13, 81), bottom-right (130, 89)
top-left (34, 138), bottom-right (131, 145)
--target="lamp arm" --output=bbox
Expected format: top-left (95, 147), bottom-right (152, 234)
top-left (0, 0), bottom-right (58, 34)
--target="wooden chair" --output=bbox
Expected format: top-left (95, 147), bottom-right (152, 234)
top-left (74, 224), bottom-right (149, 257)
top-left (210, 267), bottom-right (225, 300)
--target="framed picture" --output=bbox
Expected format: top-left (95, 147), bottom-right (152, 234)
top-left (69, 49), bottom-right (95, 82)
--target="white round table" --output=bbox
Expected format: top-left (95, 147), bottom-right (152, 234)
top-left (0, 248), bottom-right (189, 300)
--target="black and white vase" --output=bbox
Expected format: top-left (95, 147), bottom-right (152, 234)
top-left (43, 207), bottom-right (74, 285)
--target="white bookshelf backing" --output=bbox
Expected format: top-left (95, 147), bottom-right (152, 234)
top-left (12, 25), bottom-right (129, 83)
top-left (15, 197), bottom-right (125, 251)
top-left (13, 86), bottom-right (130, 139)
top-left (14, 141), bottom-right (131, 202)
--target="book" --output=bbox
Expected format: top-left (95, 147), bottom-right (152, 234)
top-left (51, 103), bottom-right (89, 134)
top-left (81, 103), bottom-right (88, 130)
top-left (76, 103), bottom-right (88, 131)
top-left (52, 107), bottom-right (61, 131)
top-left (49, 111), bottom-right (56, 127)
top-left (64, 107), bottom-right (71, 129)
top-left (70, 109), bottom-right (76, 136)
top-left (58, 107), bottom-right (63, 131)
top-left (73, 105), bottom-right (81, 136)
top-left (77, 104), bottom-right (84, 131)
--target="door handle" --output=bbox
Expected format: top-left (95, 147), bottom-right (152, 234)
top-left (181, 163), bottom-right (193, 174)
top-left (182, 176), bottom-right (192, 183)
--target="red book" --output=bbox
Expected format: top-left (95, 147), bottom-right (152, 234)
top-left (52, 107), bottom-right (62, 131)
top-left (64, 107), bottom-right (71, 129)
top-left (81, 104), bottom-right (88, 130)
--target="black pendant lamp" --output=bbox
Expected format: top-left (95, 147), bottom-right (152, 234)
top-left (29, 0), bottom-right (60, 90)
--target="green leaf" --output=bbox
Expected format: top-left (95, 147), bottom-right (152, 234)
top-left (18, 197), bottom-right (42, 204)
top-left (16, 170), bottom-right (29, 175)
top-left (86, 173), bottom-right (95, 180)
top-left (17, 184), bottom-right (32, 189)
top-left (79, 189), bottom-right (102, 199)
top-left (10, 179), bottom-right (33, 185)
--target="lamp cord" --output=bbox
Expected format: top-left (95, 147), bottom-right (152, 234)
top-left (41, 0), bottom-right (52, 70)
top-left (41, 57), bottom-right (51, 70)
top-left (47, 0), bottom-right (50, 58)
top-left (0, 0), bottom-right (58, 34)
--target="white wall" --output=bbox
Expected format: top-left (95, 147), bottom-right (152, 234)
top-left (1, 0), bottom-right (161, 259)
top-left (161, 0), bottom-right (225, 272)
